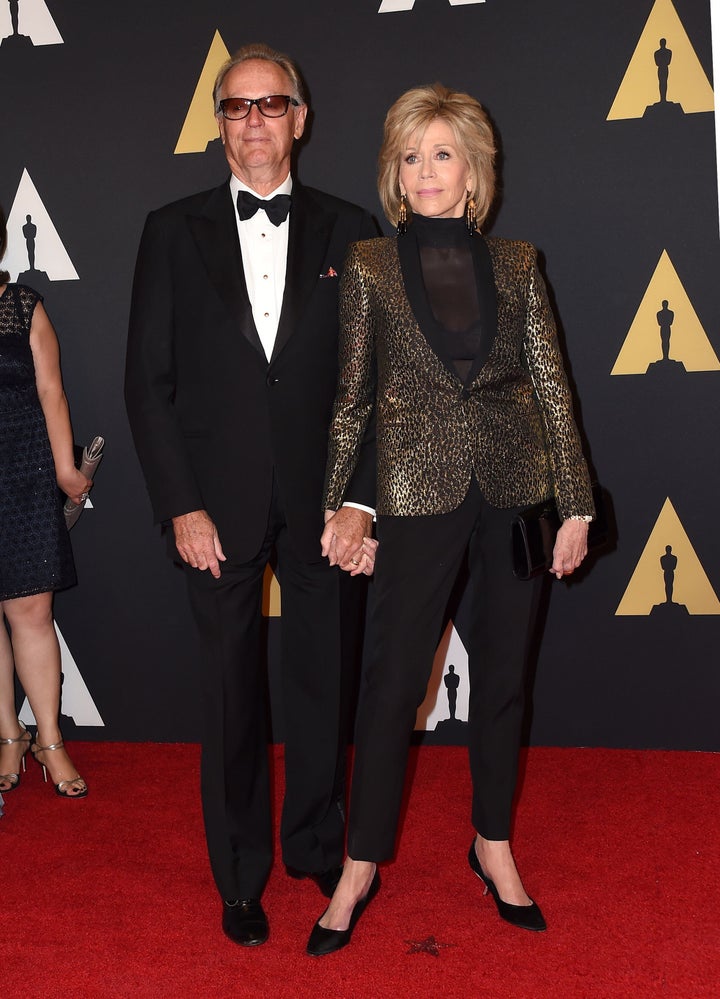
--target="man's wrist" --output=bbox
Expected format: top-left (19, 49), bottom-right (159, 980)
top-left (342, 501), bottom-right (376, 520)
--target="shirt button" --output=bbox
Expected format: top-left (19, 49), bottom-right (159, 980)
top-left (263, 312), bottom-right (270, 318)
top-left (263, 274), bottom-right (269, 280)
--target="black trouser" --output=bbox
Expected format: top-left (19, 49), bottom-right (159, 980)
top-left (348, 479), bottom-right (543, 861)
top-left (185, 478), bottom-right (346, 900)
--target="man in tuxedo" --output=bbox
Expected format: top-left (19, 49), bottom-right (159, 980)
top-left (125, 43), bottom-right (376, 947)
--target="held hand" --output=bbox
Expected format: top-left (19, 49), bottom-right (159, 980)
top-left (550, 519), bottom-right (589, 580)
top-left (321, 507), bottom-right (373, 571)
top-left (173, 509), bottom-right (226, 579)
top-left (348, 535), bottom-right (379, 577)
top-left (58, 467), bottom-right (92, 507)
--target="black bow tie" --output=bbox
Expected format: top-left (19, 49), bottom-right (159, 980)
top-left (236, 190), bottom-right (291, 226)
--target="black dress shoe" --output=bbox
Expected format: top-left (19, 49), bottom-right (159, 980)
top-left (222, 898), bottom-right (269, 947)
top-left (306, 870), bottom-right (380, 957)
top-left (468, 843), bottom-right (546, 932)
top-left (286, 864), bottom-right (343, 898)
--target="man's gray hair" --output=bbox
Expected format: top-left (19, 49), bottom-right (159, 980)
top-left (213, 42), bottom-right (307, 113)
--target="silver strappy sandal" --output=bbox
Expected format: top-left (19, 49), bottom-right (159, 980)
top-left (0, 723), bottom-right (31, 792)
top-left (31, 738), bottom-right (88, 798)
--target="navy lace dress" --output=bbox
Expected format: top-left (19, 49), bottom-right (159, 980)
top-left (0, 284), bottom-right (76, 600)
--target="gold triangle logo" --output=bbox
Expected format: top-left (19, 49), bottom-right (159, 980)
top-left (262, 565), bottom-right (281, 617)
top-left (616, 498), bottom-right (720, 616)
top-left (174, 30), bottom-right (231, 155)
top-left (607, 0), bottom-right (714, 120)
top-left (611, 250), bottom-right (719, 375)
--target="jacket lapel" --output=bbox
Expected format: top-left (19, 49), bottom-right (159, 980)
top-left (186, 181), bottom-right (265, 358)
top-left (270, 182), bottom-right (334, 363)
top-left (466, 234), bottom-right (498, 384)
top-left (396, 230), bottom-right (462, 384)
top-left (396, 229), bottom-right (499, 388)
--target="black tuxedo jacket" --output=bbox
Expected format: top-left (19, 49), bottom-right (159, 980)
top-left (125, 180), bottom-right (376, 562)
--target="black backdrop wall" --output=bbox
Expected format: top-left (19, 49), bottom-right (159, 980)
top-left (1, 0), bottom-right (718, 749)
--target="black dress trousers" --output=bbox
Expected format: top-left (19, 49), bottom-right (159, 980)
top-left (348, 478), bottom-right (543, 862)
top-left (184, 475), bottom-right (346, 900)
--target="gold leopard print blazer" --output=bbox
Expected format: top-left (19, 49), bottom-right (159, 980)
top-left (323, 235), bottom-right (594, 521)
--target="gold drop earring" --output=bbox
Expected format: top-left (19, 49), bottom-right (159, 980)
top-left (397, 193), bottom-right (408, 236)
top-left (465, 194), bottom-right (477, 235)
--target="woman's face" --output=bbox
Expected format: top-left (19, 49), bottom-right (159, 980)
top-left (399, 118), bottom-right (472, 219)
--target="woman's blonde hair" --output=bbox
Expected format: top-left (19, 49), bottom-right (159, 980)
top-left (378, 83), bottom-right (496, 229)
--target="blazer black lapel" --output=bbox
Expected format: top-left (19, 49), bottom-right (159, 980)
top-left (397, 228), bottom-right (498, 388)
top-left (466, 233), bottom-right (498, 384)
top-left (271, 183), bottom-right (334, 362)
top-left (186, 182), bottom-right (265, 358)
top-left (396, 229), bottom-right (462, 383)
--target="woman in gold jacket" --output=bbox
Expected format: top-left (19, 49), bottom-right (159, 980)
top-left (309, 84), bottom-right (594, 956)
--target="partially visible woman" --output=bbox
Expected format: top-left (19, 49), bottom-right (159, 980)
top-left (0, 205), bottom-right (91, 799)
top-left (309, 84), bottom-right (594, 955)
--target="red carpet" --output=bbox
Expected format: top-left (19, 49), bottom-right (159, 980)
top-left (1, 743), bottom-right (718, 998)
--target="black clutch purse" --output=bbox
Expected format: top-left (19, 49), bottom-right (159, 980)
top-left (511, 482), bottom-right (607, 580)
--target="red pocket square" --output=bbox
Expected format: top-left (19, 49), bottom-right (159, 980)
top-left (319, 267), bottom-right (338, 279)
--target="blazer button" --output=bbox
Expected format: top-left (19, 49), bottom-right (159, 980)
top-left (461, 388), bottom-right (471, 400)
top-left (267, 376), bottom-right (279, 387)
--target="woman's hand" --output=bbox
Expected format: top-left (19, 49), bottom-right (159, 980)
top-left (550, 519), bottom-right (589, 579)
top-left (350, 535), bottom-right (378, 577)
top-left (57, 467), bottom-right (92, 507)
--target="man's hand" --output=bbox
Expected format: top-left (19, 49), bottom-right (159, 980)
top-left (321, 507), bottom-right (375, 575)
top-left (173, 510), bottom-right (226, 579)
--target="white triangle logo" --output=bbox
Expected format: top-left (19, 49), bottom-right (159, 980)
top-left (19, 623), bottom-right (104, 727)
top-left (415, 620), bottom-right (469, 730)
top-left (4, 170), bottom-right (79, 282)
top-left (0, 0), bottom-right (63, 45)
top-left (379, 0), bottom-right (484, 10)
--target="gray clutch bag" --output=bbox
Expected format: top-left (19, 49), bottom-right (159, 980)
top-left (64, 435), bottom-right (105, 530)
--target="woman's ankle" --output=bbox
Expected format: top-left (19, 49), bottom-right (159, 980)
top-left (33, 727), bottom-right (62, 749)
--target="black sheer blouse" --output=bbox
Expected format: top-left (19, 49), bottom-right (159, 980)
top-left (399, 214), bottom-right (497, 385)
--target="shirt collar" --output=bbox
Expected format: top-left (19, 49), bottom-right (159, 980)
top-left (230, 173), bottom-right (293, 202)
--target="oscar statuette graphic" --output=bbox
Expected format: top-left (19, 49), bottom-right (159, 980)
top-left (611, 250), bottom-right (719, 376)
top-left (607, 0), bottom-right (713, 121)
top-left (616, 498), bottom-right (720, 617)
top-left (4, 170), bottom-right (79, 294)
top-left (416, 621), bottom-right (470, 735)
top-left (0, 0), bottom-right (62, 48)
